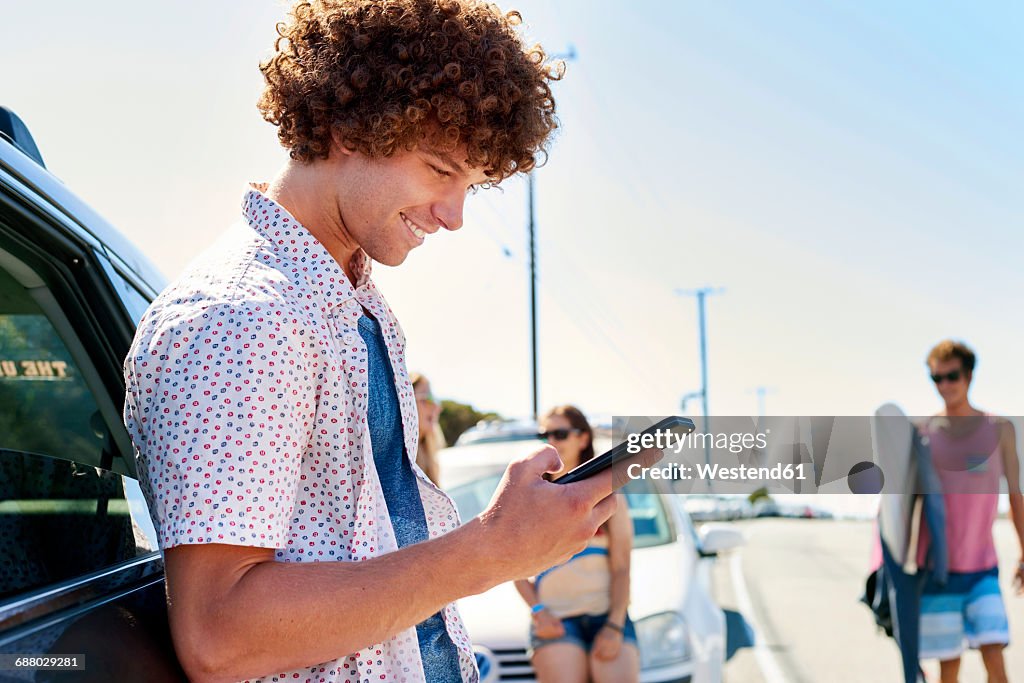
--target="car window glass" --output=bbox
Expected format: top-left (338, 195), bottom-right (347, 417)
top-left (447, 473), bottom-right (503, 522)
top-left (0, 449), bottom-right (153, 600)
top-left (0, 267), bottom-right (114, 470)
top-left (0, 262), bottom-right (156, 600)
top-left (621, 479), bottom-right (673, 548)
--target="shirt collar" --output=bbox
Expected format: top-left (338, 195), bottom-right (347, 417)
top-left (242, 183), bottom-right (372, 310)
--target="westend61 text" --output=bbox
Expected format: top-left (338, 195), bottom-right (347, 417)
top-left (627, 462), bottom-right (808, 482)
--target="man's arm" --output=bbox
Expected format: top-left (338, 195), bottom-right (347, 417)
top-left (999, 419), bottom-right (1024, 593)
top-left (166, 446), bottom-right (633, 683)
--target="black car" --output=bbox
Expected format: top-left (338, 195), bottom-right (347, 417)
top-left (0, 108), bottom-right (186, 681)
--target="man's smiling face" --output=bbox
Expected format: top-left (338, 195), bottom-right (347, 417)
top-left (332, 142), bottom-right (491, 267)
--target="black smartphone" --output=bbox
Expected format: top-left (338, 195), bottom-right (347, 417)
top-left (553, 416), bottom-right (696, 485)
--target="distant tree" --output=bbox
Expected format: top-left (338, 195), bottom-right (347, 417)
top-left (748, 487), bottom-right (771, 505)
top-left (439, 400), bottom-right (501, 446)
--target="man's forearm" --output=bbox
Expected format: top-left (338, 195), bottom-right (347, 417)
top-left (177, 519), bottom-right (494, 683)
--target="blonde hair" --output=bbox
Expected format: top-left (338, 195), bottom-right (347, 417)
top-left (926, 339), bottom-right (976, 375)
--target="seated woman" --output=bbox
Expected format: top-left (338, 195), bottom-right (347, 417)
top-left (514, 405), bottom-right (639, 683)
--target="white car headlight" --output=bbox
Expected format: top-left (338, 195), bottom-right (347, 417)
top-left (635, 611), bottom-right (691, 670)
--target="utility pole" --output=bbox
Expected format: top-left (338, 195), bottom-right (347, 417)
top-left (528, 171), bottom-right (538, 421)
top-left (748, 385), bottom-right (777, 417)
top-left (676, 287), bottom-right (724, 474)
top-left (528, 45), bottom-right (576, 422)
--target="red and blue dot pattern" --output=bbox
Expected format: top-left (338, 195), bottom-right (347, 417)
top-left (123, 185), bottom-right (477, 683)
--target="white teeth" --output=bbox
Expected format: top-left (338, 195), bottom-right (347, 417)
top-left (401, 214), bottom-right (426, 240)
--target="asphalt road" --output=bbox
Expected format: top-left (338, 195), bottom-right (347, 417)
top-left (711, 518), bottom-right (1024, 683)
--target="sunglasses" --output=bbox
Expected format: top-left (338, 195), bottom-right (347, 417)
top-left (539, 428), bottom-right (581, 441)
top-left (930, 370), bottom-right (963, 384)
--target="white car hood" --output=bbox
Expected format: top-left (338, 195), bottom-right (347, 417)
top-left (458, 580), bottom-right (532, 648)
top-left (628, 541), bottom-right (693, 618)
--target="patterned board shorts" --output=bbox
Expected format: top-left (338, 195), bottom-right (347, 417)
top-left (920, 567), bottom-right (1010, 661)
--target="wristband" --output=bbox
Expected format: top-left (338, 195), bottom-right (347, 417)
top-left (531, 603), bottom-right (546, 615)
top-left (603, 621), bottom-right (624, 634)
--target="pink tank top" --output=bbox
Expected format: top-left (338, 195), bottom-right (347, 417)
top-left (917, 414), bottom-right (1003, 572)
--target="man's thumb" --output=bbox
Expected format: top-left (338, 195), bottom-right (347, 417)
top-left (523, 445), bottom-right (564, 477)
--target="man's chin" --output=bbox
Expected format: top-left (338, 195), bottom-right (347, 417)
top-left (370, 250), bottom-right (410, 268)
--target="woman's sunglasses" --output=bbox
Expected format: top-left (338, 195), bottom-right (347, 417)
top-left (930, 370), bottom-right (963, 384)
top-left (538, 428), bottom-right (581, 441)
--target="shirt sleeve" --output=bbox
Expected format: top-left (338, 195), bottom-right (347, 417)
top-left (124, 299), bottom-right (315, 550)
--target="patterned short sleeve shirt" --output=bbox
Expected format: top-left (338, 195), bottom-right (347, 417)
top-left (123, 185), bottom-right (477, 683)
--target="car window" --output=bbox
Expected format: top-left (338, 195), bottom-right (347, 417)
top-left (0, 450), bottom-right (157, 600)
top-left (0, 261), bottom-right (156, 600)
top-left (446, 474), bottom-right (674, 547)
top-left (0, 269), bottom-right (113, 470)
top-left (447, 472), bottom-right (504, 523)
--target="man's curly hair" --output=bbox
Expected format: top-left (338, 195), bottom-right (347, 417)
top-left (258, 0), bottom-right (562, 182)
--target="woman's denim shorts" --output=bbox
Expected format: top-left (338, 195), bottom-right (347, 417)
top-left (529, 612), bottom-right (638, 655)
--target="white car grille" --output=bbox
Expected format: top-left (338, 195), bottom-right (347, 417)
top-left (493, 648), bottom-right (534, 681)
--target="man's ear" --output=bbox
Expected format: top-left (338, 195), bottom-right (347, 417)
top-left (330, 129), bottom-right (354, 157)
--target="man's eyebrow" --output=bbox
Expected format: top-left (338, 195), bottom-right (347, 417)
top-left (424, 149), bottom-right (466, 175)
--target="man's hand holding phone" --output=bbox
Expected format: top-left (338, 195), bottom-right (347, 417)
top-left (471, 426), bottom-right (668, 585)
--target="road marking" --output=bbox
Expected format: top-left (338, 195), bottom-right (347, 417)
top-left (730, 551), bottom-right (790, 683)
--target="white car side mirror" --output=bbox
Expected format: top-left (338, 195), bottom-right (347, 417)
top-left (699, 523), bottom-right (745, 556)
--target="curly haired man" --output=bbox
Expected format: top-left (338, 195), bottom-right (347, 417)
top-left (122, 2), bottom-right (646, 682)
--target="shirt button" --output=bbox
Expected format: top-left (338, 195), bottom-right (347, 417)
top-left (343, 334), bottom-right (356, 344)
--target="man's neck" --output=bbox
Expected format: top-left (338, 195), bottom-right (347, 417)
top-left (265, 160), bottom-right (361, 285)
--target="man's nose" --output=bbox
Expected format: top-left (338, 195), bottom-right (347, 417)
top-left (432, 191), bottom-right (465, 231)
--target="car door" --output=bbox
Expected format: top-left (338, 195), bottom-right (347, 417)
top-left (0, 142), bottom-right (185, 681)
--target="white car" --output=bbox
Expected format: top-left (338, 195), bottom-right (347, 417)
top-left (682, 494), bottom-right (754, 522)
top-left (437, 439), bottom-right (745, 683)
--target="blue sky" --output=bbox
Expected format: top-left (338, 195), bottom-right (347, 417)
top-left (5, 1), bottom-right (1022, 422)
